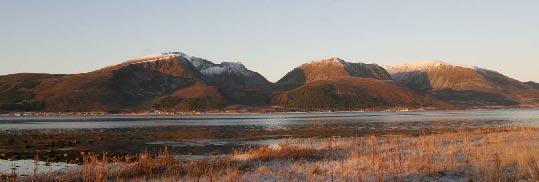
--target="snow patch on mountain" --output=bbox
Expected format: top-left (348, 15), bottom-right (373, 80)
top-left (125, 52), bottom-right (195, 64)
top-left (166, 53), bottom-right (258, 77)
top-left (386, 61), bottom-right (476, 73)
top-left (197, 61), bottom-right (255, 77)
top-left (127, 54), bottom-right (172, 64)
top-left (126, 51), bottom-right (260, 77)
top-left (307, 57), bottom-right (383, 70)
top-left (306, 57), bottom-right (345, 66)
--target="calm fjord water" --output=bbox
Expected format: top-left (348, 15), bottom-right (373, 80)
top-left (0, 109), bottom-right (538, 157)
top-left (0, 109), bottom-right (539, 130)
top-left (0, 109), bottom-right (538, 130)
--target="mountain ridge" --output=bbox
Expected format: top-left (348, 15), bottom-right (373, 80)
top-left (275, 57), bottom-right (391, 90)
top-left (1, 52), bottom-right (538, 112)
top-left (272, 58), bottom-right (450, 110)
top-left (387, 61), bottom-right (539, 106)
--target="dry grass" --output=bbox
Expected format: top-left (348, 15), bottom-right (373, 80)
top-left (232, 145), bottom-right (324, 161)
top-left (4, 127), bottom-right (539, 181)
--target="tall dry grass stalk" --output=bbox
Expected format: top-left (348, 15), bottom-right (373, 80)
top-left (4, 127), bottom-right (539, 181)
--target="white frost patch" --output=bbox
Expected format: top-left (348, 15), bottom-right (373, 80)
top-left (0, 159), bottom-right (79, 176)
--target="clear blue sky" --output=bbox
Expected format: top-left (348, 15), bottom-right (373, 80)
top-left (1, 0), bottom-right (537, 82)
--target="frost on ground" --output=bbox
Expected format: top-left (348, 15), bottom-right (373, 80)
top-left (0, 159), bottom-right (78, 176)
top-left (3, 127), bottom-right (539, 182)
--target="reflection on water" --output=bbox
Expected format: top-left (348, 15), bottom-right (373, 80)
top-left (0, 109), bottom-right (538, 156)
top-left (1, 109), bottom-right (538, 130)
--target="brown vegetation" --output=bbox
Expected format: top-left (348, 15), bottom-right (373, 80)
top-left (271, 76), bottom-right (450, 110)
top-left (388, 63), bottom-right (539, 106)
top-left (3, 127), bottom-right (539, 181)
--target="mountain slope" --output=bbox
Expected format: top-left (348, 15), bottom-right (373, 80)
top-left (30, 53), bottom-right (219, 112)
top-left (2, 55), bottom-right (536, 112)
top-left (271, 77), bottom-right (445, 110)
top-left (386, 61), bottom-right (539, 106)
top-left (276, 57), bottom-right (391, 90)
top-left (526, 81), bottom-right (539, 89)
top-left (0, 73), bottom-right (65, 111)
top-left (189, 56), bottom-right (274, 105)
top-left (272, 58), bottom-right (447, 110)
top-left (0, 52), bottom-right (278, 112)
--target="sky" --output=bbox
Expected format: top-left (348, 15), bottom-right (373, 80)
top-left (0, 0), bottom-right (538, 82)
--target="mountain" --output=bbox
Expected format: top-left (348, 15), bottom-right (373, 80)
top-left (276, 58), bottom-right (392, 90)
top-left (386, 61), bottom-right (539, 106)
top-left (188, 55), bottom-right (273, 105)
top-left (526, 81), bottom-right (539, 89)
top-left (1, 52), bottom-right (219, 112)
top-left (2, 54), bottom-right (537, 112)
top-left (272, 58), bottom-right (447, 110)
top-left (0, 52), bottom-right (272, 112)
top-left (0, 73), bottom-right (65, 111)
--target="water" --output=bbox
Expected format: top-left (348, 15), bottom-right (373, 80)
top-left (1, 109), bottom-right (538, 130)
top-left (0, 109), bottom-right (538, 159)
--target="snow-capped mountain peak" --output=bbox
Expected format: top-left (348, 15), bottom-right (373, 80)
top-left (125, 51), bottom-right (260, 78)
top-left (195, 61), bottom-right (253, 76)
top-left (306, 57), bottom-right (344, 65)
top-left (386, 61), bottom-right (476, 73)
top-left (406, 60), bottom-right (448, 68)
top-left (165, 51), bottom-right (193, 61)
top-left (124, 52), bottom-right (195, 65)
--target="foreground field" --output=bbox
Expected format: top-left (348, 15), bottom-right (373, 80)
top-left (3, 127), bottom-right (539, 182)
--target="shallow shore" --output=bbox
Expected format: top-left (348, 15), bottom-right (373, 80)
top-left (3, 127), bottom-right (539, 181)
top-left (1, 108), bottom-right (537, 164)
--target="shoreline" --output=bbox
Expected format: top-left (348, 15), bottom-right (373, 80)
top-left (0, 108), bottom-right (537, 167)
top-left (3, 127), bottom-right (539, 181)
top-left (2, 105), bottom-right (537, 117)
